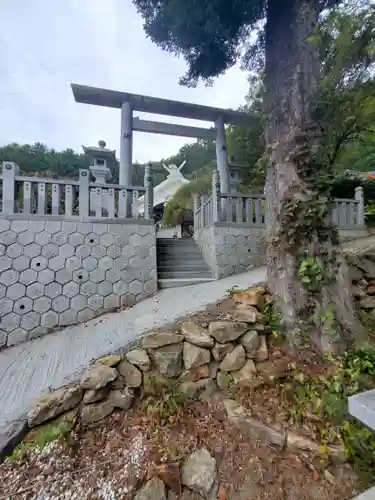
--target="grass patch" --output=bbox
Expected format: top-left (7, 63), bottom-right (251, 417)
top-left (9, 419), bottom-right (75, 462)
top-left (142, 378), bottom-right (190, 426)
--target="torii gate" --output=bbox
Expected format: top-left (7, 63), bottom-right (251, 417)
top-left (71, 84), bottom-right (255, 195)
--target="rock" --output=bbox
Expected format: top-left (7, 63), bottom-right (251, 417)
top-left (148, 462), bottom-right (181, 495)
top-left (181, 322), bottom-right (214, 348)
top-left (233, 306), bottom-right (262, 324)
top-left (179, 382), bottom-right (199, 398)
top-left (150, 343), bottom-right (183, 377)
top-left (80, 364), bottom-right (117, 390)
top-left (348, 265), bottom-right (363, 282)
top-left (196, 379), bottom-right (217, 400)
top-left (117, 360), bottom-right (142, 387)
top-left (108, 388), bottom-right (134, 410)
top-left (183, 342), bottom-right (211, 370)
top-left (352, 285), bottom-right (366, 297)
top-left (143, 332), bottom-right (183, 349)
top-left (356, 257), bottom-right (375, 279)
top-left (208, 361), bottom-right (219, 379)
top-left (126, 349), bottom-right (151, 371)
top-left (324, 470), bottom-right (335, 485)
top-left (255, 335), bottom-right (268, 362)
top-left (134, 477), bottom-right (166, 500)
top-left (181, 448), bottom-right (218, 500)
top-left (360, 295), bottom-right (375, 309)
top-left (96, 355), bottom-right (122, 367)
top-left (232, 359), bottom-right (257, 387)
top-left (28, 386), bottom-right (83, 427)
top-left (224, 399), bottom-right (286, 448)
top-left (220, 345), bottom-right (246, 372)
top-left (83, 387), bottom-right (109, 404)
top-left (81, 401), bottom-right (114, 425)
top-left (0, 420), bottom-right (28, 462)
top-left (212, 342), bottom-right (234, 361)
top-left (110, 375), bottom-right (126, 390)
top-left (240, 331), bottom-right (260, 357)
top-left (179, 364), bottom-right (210, 382)
top-left (287, 431), bottom-right (321, 453)
top-left (217, 371), bottom-right (233, 390)
top-left (287, 432), bottom-right (346, 464)
top-left (232, 286), bottom-right (265, 309)
top-left (208, 321), bottom-right (248, 343)
top-left (249, 323), bottom-right (266, 332)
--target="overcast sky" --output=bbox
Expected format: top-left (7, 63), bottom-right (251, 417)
top-left (0, 0), bottom-right (249, 163)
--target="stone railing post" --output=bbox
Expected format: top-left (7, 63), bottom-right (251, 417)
top-left (2, 161), bottom-right (20, 214)
top-left (212, 169), bottom-right (221, 223)
top-left (144, 162), bottom-right (153, 219)
top-left (201, 194), bottom-right (208, 227)
top-left (193, 195), bottom-right (198, 231)
top-left (79, 169), bottom-right (90, 218)
top-left (355, 186), bottom-right (365, 226)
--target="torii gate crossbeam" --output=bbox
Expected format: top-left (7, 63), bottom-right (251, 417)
top-left (71, 83), bottom-right (256, 194)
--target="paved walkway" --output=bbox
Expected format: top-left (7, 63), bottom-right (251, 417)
top-left (0, 267), bottom-right (266, 429)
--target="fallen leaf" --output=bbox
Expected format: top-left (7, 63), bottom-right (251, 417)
top-left (218, 485), bottom-right (226, 500)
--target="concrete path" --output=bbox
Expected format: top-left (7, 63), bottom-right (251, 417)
top-left (0, 267), bottom-right (265, 429)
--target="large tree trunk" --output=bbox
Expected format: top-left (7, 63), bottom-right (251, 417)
top-left (264, 0), bottom-right (361, 352)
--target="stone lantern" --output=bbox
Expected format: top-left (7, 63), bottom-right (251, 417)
top-left (82, 140), bottom-right (116, 184)
top-left (228, 157), bottom-right (246, 194)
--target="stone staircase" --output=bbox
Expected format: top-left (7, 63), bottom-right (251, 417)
top-left (156, 238), bottom-right (215, 289)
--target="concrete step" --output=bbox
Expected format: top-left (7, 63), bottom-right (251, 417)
top-left (158, 271), bottom-right (213, 279)
top-left (157, 251), bottom-right (204, 258)
top-left (157, 238), bottom-right (196, 244)
top-left (158, 265), bottom-right (211, 272)
top-left (158, 277), bottom-right (216, 289)
top-left (157, 261), bottom-right (207, 269)
top-left (157, 247), bottom-right (202, 254)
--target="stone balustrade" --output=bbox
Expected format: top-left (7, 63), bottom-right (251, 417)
top-left (0, 163), bottom-right (157, 349)
top-left (194, 170), bottom-right (367, 279)
top-left (0, 161), bottom-right (154, 220)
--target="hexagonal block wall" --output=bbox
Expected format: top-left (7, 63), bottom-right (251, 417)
top-left (194, 224), bottom-right (266, 279)
top-left (0, 217), bottom-right (156, 348)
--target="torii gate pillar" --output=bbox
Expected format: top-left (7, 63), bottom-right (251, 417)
top-left (120, 101), bottom-right (133, 185)
top-left (215, 115), bottom-right (230, 194)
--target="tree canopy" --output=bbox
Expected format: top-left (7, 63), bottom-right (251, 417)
top-left (133, 0), bottom-right (341, 86)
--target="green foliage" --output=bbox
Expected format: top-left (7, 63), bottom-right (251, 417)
top-left (133, 0), bottom-right (266, 86)
top-left (163, 168), bottom-right (213, 226)
top-left (0, 139), bottom-right (216, 190)
top-left (299, 257), bottom-right (324, 291)
top-left (0, 143), bottom-right (89, 179)
top-left (285, 345), bottom-right (375, 480)
top-left (132, 0), bottom-right (341, 86)
top-left (9, 419), bottom-right (74, 462)
top-left (341, 420), bottom-right (375, 479)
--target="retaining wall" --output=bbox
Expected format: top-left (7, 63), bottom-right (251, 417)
top-left (0, 215), bottom-right (157, 348)
top-left (195, 223), bottom-right (369, 279)
top-left (195, 223), bottom-right (265, 279)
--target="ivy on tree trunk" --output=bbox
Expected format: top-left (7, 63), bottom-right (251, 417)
top-left (264, 0), bottom-right (361, 352)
